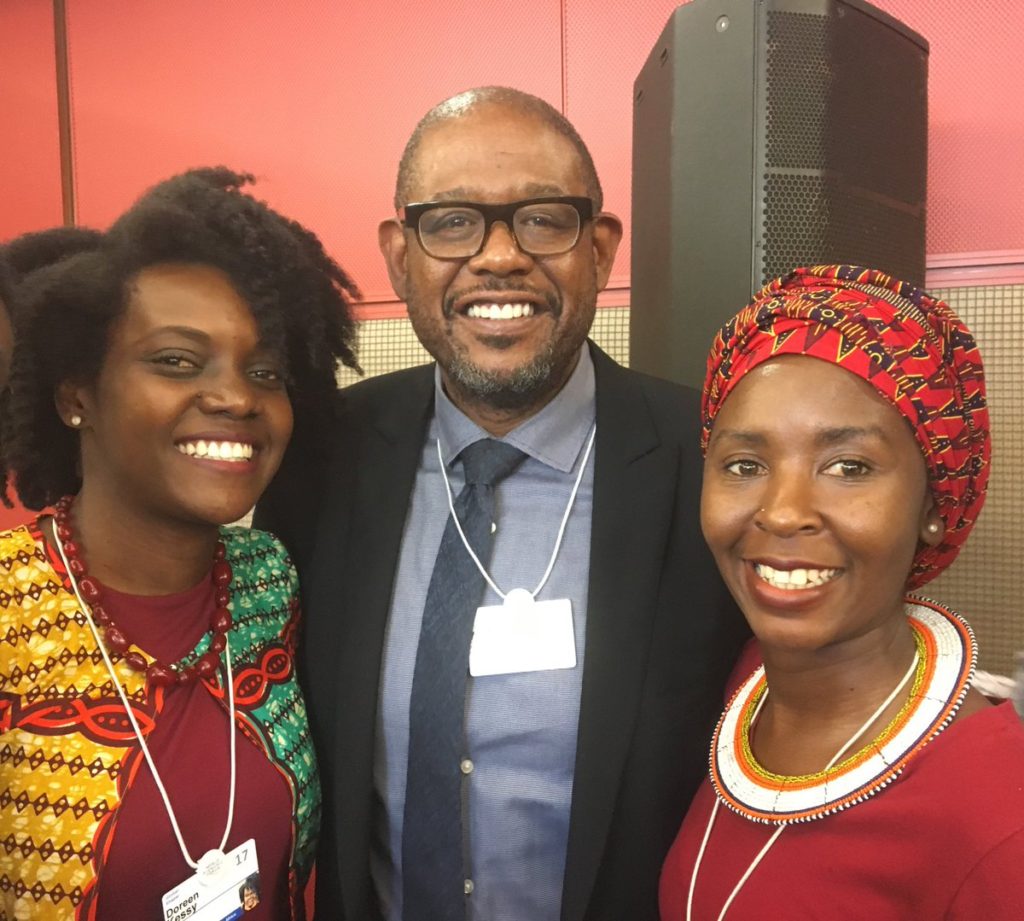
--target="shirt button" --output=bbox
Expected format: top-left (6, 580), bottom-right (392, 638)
top-left (464, 879), bottom-right (474, 895)
top-left (460, 759), bottom-right (474, 775)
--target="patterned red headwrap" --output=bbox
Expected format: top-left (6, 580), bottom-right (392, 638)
top-left (702, 265), bottom-right (990, 588)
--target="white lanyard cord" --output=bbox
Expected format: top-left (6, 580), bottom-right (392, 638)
top-left (437, 423), bottom-right (596, 601)
top-left (687, 650), bottom-right (920, 921)
top-left (52, 522), bottom-right (237, 870)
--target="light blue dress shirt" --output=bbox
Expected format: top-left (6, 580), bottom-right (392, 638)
top-left (372, 345), bottom-right (596, 920)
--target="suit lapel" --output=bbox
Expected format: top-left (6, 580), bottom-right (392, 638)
top-left (323, 365), bottom-right (436, 918)
top-left (561, 346), bottom-right (680, 921)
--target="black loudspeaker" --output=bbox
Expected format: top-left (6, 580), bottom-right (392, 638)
top-left (629, 0), bottom-right (928, 388)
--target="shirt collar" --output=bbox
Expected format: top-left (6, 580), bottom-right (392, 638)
top-left (434, 344), bottom-right (596, 474)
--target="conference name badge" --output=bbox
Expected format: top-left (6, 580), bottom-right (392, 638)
top-left (469, 589), bottom-right (576, 676)
top-left (161, 839), bottom-right (261, 921)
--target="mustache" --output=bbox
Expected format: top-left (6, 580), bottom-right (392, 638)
top-left (444, 282), bottom-right (561, 319)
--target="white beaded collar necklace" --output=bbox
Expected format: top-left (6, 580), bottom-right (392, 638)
top-left (686, 598), bottom-right (975, 921)
top-left (710, 598), bottom-right (974, 826)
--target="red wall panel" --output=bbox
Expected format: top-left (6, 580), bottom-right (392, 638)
top-left (564, 0), bottom-right (683, 298)
top-left (876, 0), bottom-right (1024, 256)
top-left (0, 2), bottom-right (62, 530)
top-left (0, 0), bottom-right (63, 240)
top-left (5, 0), bottom-right (1023, 298)
top-left (65, 0), bottom-right (562, 310)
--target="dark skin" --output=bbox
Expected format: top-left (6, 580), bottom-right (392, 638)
top-left (51, 263), bottom-right (292, 596)
top-left (702, 357), bottom-right (988, 776)
top-left (379, 104), bottom-right (622, 436)
top-left (751, 637), bottom-right (988, 776)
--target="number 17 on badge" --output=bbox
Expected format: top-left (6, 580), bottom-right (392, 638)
top-left (162, 839), bottom-right (261, 921)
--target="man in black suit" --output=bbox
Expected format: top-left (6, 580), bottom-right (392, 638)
top-left (256, 86), bottom-right (746, 921)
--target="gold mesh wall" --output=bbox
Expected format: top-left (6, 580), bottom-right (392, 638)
top-left (343, 288), bottom-right (1021, 672)
top-left (927, 285), bottom-right (1024, 674)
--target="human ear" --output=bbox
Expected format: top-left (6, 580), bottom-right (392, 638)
top-left (919, 496), bottom-right (945, 547)
top-left (55, 379), bottom-right (91, 430)
top-left (591, 212), bottom-right (623, 291)
top-left (378, 219), bottom-right (410, 301)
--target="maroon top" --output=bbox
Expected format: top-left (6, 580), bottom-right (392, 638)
top-left (660, 702), bottom-right (1024, 920)
top-left (94, 576), bottom-right (293, 919)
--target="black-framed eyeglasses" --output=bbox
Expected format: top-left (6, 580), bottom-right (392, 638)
top-left (399, 196), bottom-right (594, 259)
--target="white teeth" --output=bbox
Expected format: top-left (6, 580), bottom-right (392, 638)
top-left (177, 440), bottom-right (254, 463)
top-left (755, 564), bottom-right (839, 590)
top-left (466, 302), bottom-right (535, 319)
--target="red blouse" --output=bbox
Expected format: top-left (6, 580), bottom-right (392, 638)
top-left (661, 702), bottom-right (1024, 920)
top-left (92, 577), bottom-right (293, 919)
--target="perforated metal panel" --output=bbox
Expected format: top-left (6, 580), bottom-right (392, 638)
top-left (761, 174), bottom-right (926, 284)
top-left (927, 284), bottom-right (1024, 675)
top-left (763, 11), bottom-right (828, 169)
top-left (756, 3), bottom-right (928, 286)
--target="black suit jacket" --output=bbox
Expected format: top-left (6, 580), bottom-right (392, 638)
top-left (255, 343), bottom-right (747, 921)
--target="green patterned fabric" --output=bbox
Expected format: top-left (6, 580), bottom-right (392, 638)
top-left (213, 527), bottom-right (322, 894)
top-left (0, 523), bottom-right (320, 920)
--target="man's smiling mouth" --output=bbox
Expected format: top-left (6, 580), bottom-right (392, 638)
top-left (465, 302), bottom-right (536, 319)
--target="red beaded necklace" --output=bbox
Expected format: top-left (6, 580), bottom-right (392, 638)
top-left (52, 494), bottom-right (234, 688)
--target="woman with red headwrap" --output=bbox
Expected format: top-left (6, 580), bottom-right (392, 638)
top-left (660, 266), bottom-right (1024, 919)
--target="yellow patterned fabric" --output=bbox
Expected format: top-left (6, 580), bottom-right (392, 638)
top-left (0, 523), bottom-right (320, 920)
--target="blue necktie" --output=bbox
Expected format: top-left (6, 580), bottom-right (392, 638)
top-left (403, 438), bottom-right (528, 921)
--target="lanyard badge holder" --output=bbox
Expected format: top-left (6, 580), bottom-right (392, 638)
top-left (437, 425), bottom-right (596, 678)
top-left (52, 524), bottom-right (262, 920)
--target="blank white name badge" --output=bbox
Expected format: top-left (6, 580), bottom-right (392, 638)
top-left (469, 589), bottom-right (576, 677)
top-left (161, 839), bottom-right (260, 921)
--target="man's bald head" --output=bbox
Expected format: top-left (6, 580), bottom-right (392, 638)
top-left (394, 86), bottom-right (603, 211)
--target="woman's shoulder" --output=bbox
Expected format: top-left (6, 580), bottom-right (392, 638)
top-left (218, 525), bottom-right (298, 605)
top-left (951, 699), bottom-right (1024, 755)
top-left (0, 522), bottom-right (51, 591)
top-left (219, 524), bottom-right (294, 575)
top-left (904, 702), bottom-right (1024, 848)
top-left (0, 521), bottom-right (41, 554)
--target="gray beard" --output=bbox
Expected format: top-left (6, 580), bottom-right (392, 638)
top-left (445, 343), bottom-right (558, 411)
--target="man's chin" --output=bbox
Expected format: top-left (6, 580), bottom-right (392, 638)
top-left (446, 354), bottom-right (558, 411)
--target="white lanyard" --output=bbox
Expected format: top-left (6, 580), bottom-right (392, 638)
top-left (436, 423), bottom-right (596, 601)
top-left (687, 651), bottom-right (920, 921)
top-left (51, 522), bottom-right (238, 876)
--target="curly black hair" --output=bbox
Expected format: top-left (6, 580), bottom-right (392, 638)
top-left (0, 256), bottom-right (12, 313)
top-left (0, 257), bottom-right (12, 386)
top-left (2, 226), bottom-right (105, 282)
top-left (1, 167), bottom-right (360, 510)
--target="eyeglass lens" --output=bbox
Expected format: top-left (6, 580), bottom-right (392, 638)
top-left (418, 202), bottom-right (582, 258)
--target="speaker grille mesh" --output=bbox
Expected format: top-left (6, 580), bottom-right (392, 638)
top-left (765, 12), bottom-right (828, 169)
top-left (760, 5), bottom-right (927, 286)
top-left (762, 173), bottom-right (926, 284)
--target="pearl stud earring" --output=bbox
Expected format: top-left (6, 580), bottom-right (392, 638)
top-left (926, 522), bottom-right (940, 534)
top-left (70, 414), bottom-right (82, 427)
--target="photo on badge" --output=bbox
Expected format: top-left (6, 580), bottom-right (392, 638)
top-left (239, 873), bottom-right (261, 912)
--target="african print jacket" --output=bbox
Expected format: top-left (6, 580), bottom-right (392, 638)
top-left (0, 523), bottom-right (320, 920)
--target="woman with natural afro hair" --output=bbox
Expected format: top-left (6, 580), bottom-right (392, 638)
top-left (0, 167), bottom-right (358, 920)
